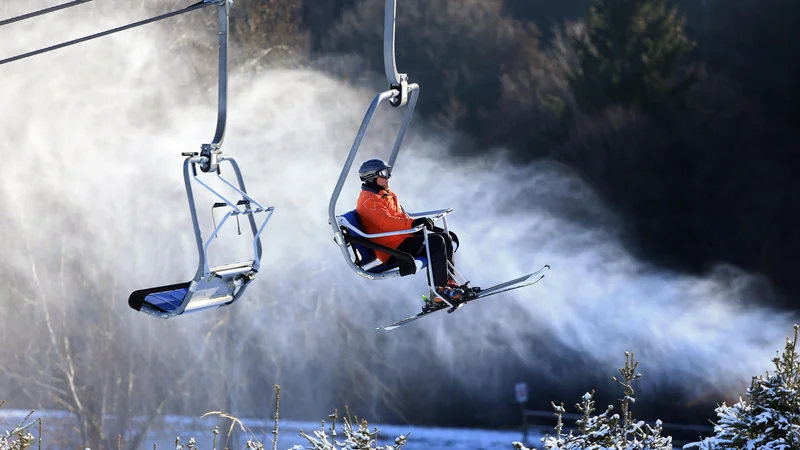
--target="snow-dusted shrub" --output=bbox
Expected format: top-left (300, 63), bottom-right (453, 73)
top-left (0, 405), bottom-right (38, 450)
top-left (0, 429), bottom-right (35, 450)
top-left (2, 386), bottom-right (411, 450)
top-left (291, 408), bottom-right (408, 450)
top-left (513, 352), bottom-right (672, 450)
top-left (685, 325), bottom-right (800, 450)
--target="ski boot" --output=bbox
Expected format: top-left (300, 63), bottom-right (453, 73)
top-left (422, 285), bottom-right (467, 313)
top-left (458, 281), bottom-right (481, 299)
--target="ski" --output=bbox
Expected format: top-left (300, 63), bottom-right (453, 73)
top-left (376, 265), bottom-right (550, 331)
top-left (472, 264), bottom-right (550, 298)
top-left (472, 278), bottom-right (545, 300)
top-left (376, 306), bottom-right (449, 331)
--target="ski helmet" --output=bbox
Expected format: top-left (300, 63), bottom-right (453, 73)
top-left (358, 158), bottom-right (392, 182)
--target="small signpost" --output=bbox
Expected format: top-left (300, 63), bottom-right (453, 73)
top-left (514, 382), bottom-right (528, 404)
top-left (515, 382), bottom-right (529, 443)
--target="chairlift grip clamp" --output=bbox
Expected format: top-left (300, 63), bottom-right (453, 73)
top-left (200, 143), bottom-right (222, 173)
top-left (389, 76), bottom-right (409, 108)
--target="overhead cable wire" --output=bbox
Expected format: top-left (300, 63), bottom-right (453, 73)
top-left (0, 0), bottom-right (93, 27)
top-left (0, 1), bottom-right (216, 66)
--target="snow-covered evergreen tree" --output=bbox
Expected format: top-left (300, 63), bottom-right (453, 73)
top-left (514, 352), bottom-right (672, 450)
top-left (685, 325), bottom-right (800, 450)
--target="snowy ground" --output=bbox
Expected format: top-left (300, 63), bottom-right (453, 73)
top-left (0, 409), bottom-right (546, 450)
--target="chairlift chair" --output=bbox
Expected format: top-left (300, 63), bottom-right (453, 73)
top-left (129, 153), bottom-right (274, 318)
top-left (2, 0), bottom-right (273, 318)
top-left (328, 0), bottom-right (467, 309)
top-left (125, 0), bottom-right (275, 318)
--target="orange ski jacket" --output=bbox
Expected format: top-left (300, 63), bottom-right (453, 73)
top-left (355, 185), bottom-right (414, 262)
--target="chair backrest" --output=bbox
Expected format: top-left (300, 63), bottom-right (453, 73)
top-left (340, 210), bottom-right (378, 267)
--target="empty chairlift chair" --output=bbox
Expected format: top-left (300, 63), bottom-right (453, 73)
top-left (0, 0), bottom-right (276, 319)
top-left (128, 154), bottom-right (274, 318)
top-left (127, 0), bottom-right (274, 318)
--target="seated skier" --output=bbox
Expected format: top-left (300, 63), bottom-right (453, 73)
top-left (354, 158), bottom-right (477, 309)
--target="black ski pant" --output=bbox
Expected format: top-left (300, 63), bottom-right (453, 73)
top-left (396, 227), bottom-right (455, 287)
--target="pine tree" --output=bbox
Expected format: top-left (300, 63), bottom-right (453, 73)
top-left (537, 392), bottom-right (621, 449)
top-left (569, 0), bottom-right (695, 114)
top-left (686, 325), bottom-right (800, 450)
top-left (515, 352), bottom-right (672, 450)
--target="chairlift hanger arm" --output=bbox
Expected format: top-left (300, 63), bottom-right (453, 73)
top-left (383, 0), bottom-right (405, 86)
top-left (329, 0), bottom-right (429, 280)
top-left (387, 83), bottom-right (418, 167)
top-left (328, 89), bottom-right (396, 239)
top-left (329, 0), bottom-right (417, 233)
top-left (206, 1), bottom-right (229, 149)
top-left (327, 84), bottom-right (420, 238)
top-left (327, 84), bottom-right (416, 227)
top-left (0, 0), bottom-right (93, 27)
top-left (0, 0), bottom-right (226, 67)
top-left (384, 0), bottom-right (411, 109)
top-left (199, 0), bottom-right (230, 173)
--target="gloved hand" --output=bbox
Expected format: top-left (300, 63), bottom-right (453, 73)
top-left (411, 217), bottom-right (435, 231)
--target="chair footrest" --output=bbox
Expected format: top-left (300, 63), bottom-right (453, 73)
top-left (182, 294), bottom-right (233, 313)
top-left (210, 261), bottom-right (254, 278)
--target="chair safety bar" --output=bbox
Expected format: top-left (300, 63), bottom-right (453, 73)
top-left (337, 217), bottom-right (425, 239)
top-left (404, 208), bottom-right (453, 219)
top-left (185, 156), bottom-right (274, 279)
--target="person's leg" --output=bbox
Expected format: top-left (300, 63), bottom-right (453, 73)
top-left (396, 235), bottom-right (448, 287)
top-left (425, 234), bottom-right (449, 287)
top-left (396, 235), bottom-right (424, 255)
top-left (397, 233), bottom-right (466, 306)
top-left (427, 230), bottom-right (478, 294)
top-left (431, 226), bottom-right (459, 253)
top-left (427, 231), bottom-right (455, 283)
top-left (442, 233), bottom-right (454, 265)
top-left (396, 235), bottom-right (427, 284)
top-left (420, 234), bottom-right (465, 304)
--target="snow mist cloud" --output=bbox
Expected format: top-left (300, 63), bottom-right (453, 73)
top-left (1, 0), bottom-right (796, 422)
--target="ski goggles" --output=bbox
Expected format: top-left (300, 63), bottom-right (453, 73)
top-left (375, 167), bottom-right (391, 179)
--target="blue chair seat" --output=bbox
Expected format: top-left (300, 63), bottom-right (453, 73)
top-left (339, 210), bottom-right (427, 276)
top-left (145, 287), bottom-right (190, 313)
